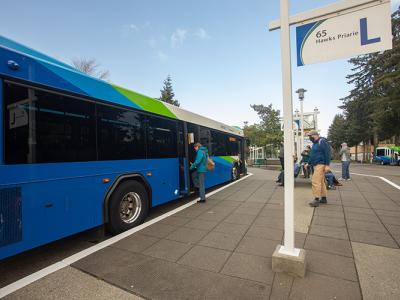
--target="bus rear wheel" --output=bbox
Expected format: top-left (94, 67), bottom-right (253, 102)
top-left (107, 181), bottom-right (149, 235)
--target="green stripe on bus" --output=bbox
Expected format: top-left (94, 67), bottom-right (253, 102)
top-left (112, 84), bottom-right (177, 119)
top-left (220, 156), bottom-right (236, 163)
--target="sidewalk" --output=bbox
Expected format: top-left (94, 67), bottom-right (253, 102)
top-left (5, 168), bottom-right (400, 299)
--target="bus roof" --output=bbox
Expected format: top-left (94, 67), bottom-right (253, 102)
top-left (0, 36), bottom-right (243, 137)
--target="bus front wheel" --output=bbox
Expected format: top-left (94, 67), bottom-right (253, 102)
top-left (107, 181), bottom-right (149, 235)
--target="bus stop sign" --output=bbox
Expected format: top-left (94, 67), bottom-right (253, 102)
top-left (296, 1), bottom-right (392, 66)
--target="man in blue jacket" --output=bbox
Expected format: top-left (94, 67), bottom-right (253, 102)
top-left (307, 131), bottom-right (331, 207)
top-left (190, 143), bottom-right (208, 203)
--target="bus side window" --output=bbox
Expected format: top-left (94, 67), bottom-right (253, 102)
top-left (97, 105), bottom-right (145, 161)
top-left (147, 116), bottom-right (177, 159)
top-left (4, 83), bottom-right (97, 164)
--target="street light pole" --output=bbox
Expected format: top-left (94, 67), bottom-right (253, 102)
top-left (296, 88), bottom-right (307, 157)
top-left (295, 109), bottom-right (301, 160)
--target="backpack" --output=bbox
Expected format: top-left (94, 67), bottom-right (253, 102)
top-left (203, 150), bottom-right (215, 171)
top-left (207, 157), bottom-right (215, 171)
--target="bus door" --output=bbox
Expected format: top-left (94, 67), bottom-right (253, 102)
top-left (187, 123), bottom-right (200, 192)
top-left (177, 121), bottom-right (188, 195)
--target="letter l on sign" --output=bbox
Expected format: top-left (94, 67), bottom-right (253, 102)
top-left (360, 18), bottom-right (381, 45)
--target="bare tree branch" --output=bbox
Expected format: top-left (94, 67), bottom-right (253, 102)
top-left (71, 58), bottom-right (110, 80)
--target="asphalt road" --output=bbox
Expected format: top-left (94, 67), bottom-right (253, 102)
top-left (330, 162), bottom-right (400, 186)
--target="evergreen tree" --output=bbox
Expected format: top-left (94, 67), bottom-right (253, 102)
top-left (159, 75), bottom-right (180, 107)
top-left (328, 114), bottom-right (348, 149)
top-left (250, 104), bottom-right (283, 147)
top-left (334, 7), bottom-right (400, 145)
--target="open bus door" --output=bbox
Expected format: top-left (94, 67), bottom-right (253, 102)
top-left (186, 123), bottom-right (200, 193)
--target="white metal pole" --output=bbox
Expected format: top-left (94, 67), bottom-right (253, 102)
top-left (279, 0), bottom-right (297, 256)
top-left (295, 110), bottom-right (301, 160)
top-left (300, 99), bottom-right (304, 153)
top-left (314, 107), bottom-right (319, 131)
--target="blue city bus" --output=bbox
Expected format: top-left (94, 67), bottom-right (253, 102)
top-left (375, 146), bottom-right (400, 165)
top-left (0, 36), bottom-right (245, 260)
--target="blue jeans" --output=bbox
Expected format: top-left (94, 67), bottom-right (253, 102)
top-left (192, 171), bottom-right (206, 200)
top-left (342, 161), bottom-right (350, 179)
top-left (325, 173), bottom-right (334, 186)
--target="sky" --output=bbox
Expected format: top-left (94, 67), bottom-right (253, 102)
top-left (1, 0), bottom-right (399, 136)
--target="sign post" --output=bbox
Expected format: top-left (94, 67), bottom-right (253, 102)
top-left (279, 0), bottom-right (297, 257)
top-left (269, 0), bottom-right (392, 278)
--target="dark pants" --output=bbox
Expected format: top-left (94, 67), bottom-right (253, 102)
top-left (279, 157), bottom-right (284, 169)
top-left (302, 163), bottom-right (310, 178)
top-left (342, 161), bottom-right (350, 179)
top-left (192, 171), bottom-right (206, 200)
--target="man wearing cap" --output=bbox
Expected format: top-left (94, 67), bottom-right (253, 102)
top-left (339, 142), bottom-right (351, 181)
top-left (307, 131), bottom-right (331, 207)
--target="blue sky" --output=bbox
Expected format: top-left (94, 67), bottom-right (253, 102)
top-left (1, 0), bottom-right (399, 136)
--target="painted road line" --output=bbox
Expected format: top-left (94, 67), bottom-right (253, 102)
top-left (0, 173), bottom-right (253, 298)
top-left (338, 171), bottom-right (400, 191)
top-left (377, 177), bottom-right (400, 191)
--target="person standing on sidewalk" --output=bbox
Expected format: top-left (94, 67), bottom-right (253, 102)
top-left (300, 145), bottom-right (311, 178)
top-left (190, 143), bottom-right (208, 203)
top-left (339, 142), bottom-right (351, 181)
top-left (278, 142), bottom-right (284, 169)
top-left (307, 131), bottom-right (331, 207)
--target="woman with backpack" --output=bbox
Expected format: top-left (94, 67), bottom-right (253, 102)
top-left (190, 143), bottom-right (210, 203)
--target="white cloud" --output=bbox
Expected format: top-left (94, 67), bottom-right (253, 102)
top-left (129, 24), bottom-right (139, 32)
top-left (171, 28), bottom-right (188, 48)
top-left (194, 28), bottom-right (210, 40)
top-left (156, 50), bottom-right (168, 62)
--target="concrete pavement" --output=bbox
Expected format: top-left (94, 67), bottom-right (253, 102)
top-left (4, 166), bottom-right (400, 299)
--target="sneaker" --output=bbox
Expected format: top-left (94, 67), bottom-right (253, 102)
top-left (197, 199), bottom-right (206, 203)
top-left (346, 178), bottom-right (351, 181)
top-left (320, 197), bottom-right (327, 204)
top-left (309, 198), bottom-right (320, 207)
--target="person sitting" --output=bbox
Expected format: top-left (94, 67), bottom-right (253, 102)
top-left (325, 168), bottom-right (342, 190)
top-left (277, 162), bottom-right (301, 186)
top-left (300, 145), bottom-right (311, 178)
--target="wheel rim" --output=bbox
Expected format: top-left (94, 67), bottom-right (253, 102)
top-left (120, 192), bottom-right (142, 223)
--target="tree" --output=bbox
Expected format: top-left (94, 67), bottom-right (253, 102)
top-left (337, 7), bottom-right (400, 145)
top-left (250, 104), bottom-right (283, 146)
top-left (159, 75), bottom-right (180, 107)
top-left (243, 123), bottom-right (267, 146)
top-left (72, 58), bottom-right (110, 80)
top-left (328, 114), bottom-right (349, 158)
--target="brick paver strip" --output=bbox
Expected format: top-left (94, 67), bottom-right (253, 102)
top-left (177, 245), bottom-right (231, 272)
